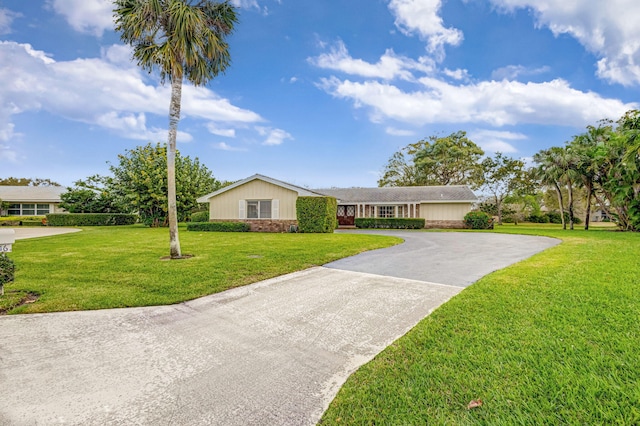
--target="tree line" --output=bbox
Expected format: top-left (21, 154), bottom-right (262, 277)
top-left (378, 109), bottom-right (640, 231)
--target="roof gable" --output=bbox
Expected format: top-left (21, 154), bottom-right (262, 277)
top-left (196, 174), bottom-right (325, 203)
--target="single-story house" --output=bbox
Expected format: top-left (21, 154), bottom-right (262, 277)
top-left (197, 174), bottom-right (478, 231)
top-left (0, 186), bottom-right (67, 216)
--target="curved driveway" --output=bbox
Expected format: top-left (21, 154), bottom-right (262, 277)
top-left (0, 231), bottom-right (558, 426)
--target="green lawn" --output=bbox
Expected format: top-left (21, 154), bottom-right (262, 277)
top-left (321, 225), bottom-right (640, 425)
top-left (1, 225), bottom-right (400, 314)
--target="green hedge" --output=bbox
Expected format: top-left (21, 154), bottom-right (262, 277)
top-left (186, 222), bottom-right (250, 232)
top-left (46, 213), bottom-right (138, 226)
top-left (21, 220), bottom-right (45, 227)
top-left (355, 217), bottom-right (425, 229)
top-left (296, 196), bottom-right (337, 233)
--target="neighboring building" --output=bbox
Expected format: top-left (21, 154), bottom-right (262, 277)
top-left (197, 174), bottom-right (478, 231)
top-left (0, 186), bottom-right (67, 216)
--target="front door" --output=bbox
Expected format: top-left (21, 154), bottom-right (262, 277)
top-left (337, 205), bottom-right (356, 226)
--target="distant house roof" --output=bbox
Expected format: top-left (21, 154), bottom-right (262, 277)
top-left (314, 186), bottom-right (477, 204)
top-left (196, 174), bottom-right (325, 203)
top-left (0, 186), bottom-right (67, 203)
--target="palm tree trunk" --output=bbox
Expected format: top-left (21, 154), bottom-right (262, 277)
top-left (554, 182), bottom-right (566, 229)
top-left (567, 180), bottom-right (575, 230)
top-left (584, 182), bottom-right (592, 230)
top-left (168, 76), bottom-right (182, 259)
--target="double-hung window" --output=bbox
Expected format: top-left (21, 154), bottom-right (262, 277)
top-left (247, 200), bottom-right (272, 219)
top-left (6, 203), bottom-right (50, 216)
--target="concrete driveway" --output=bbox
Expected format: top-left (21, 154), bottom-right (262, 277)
top-left (0, 231), bottom-right (559, 426)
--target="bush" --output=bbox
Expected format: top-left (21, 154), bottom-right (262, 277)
top-left (526, 214), bottom-right (549, 223)
top-left (21, 220), bottom-right (45, 227)
top-left (186, 222), bottom-right (250, 232)
top-left (355, 218), bottom-right (425, 229)
top-left (190, 211), bottom-right (210, 222)
top-left (0, 254), bottom-right (15, 291)
top-left (296, 197), bottom-right (337, 233)
top-left (464, 211), bottom-right (494, 229)
top-left (46, 213), bottom-right (138, 226)
top-left (545, 211), bottom-right (563, 224)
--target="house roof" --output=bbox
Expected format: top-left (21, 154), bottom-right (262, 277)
top-left (313, 186), bottom-right (477, 204)
top-left (0, 185), bottom-right (67, 203)
top-left (196, 174), bottom-right (325, 203)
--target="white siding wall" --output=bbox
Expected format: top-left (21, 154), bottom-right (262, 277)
top-left (209, 180), bottom-right (299, 220)
top-left (420, 203), bottom-right (471, 221)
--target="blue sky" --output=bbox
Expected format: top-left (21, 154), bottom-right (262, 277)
top-left (1, 0), bottom-right (638, 188)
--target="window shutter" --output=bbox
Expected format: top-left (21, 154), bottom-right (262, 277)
top-left (239, 199), bottom-right (246, 219)
top-left (272, 199), bottom-right (279, 219)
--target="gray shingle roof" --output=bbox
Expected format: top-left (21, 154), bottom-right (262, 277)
top-left (312, 186), bottom-right (477, 203)
top-left (0, 186), bottom-right (66, 203)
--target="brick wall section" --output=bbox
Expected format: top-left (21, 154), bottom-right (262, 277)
top-left (213, 219), bottom-right (298, 233)
top-left (424, 220), bottom-right (467, 229)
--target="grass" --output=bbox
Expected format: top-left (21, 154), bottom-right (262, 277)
top-left (2, 225), bottom-right (400, 314)
top-left (321, 224), bottom-right (640, 425)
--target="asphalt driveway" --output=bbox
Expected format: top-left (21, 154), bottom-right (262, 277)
top-left (0, 231), bottom-right (559, 425)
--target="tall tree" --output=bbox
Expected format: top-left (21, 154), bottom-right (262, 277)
top-left (114, 0), bottom-right (238, 258)
top-left (379, 131), bottom-right (484, 187)
top-left (479, 152), bottom-right (527, 225)
top-left (533, 147), bottom-right (567, 229)
top-left (569, 121), bottom-right (613, 230)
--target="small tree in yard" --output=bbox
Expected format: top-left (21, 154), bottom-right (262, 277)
top-left (479, 153), bottom-right (528, 225)
top-left (0, 254), bottom-right (15, 297)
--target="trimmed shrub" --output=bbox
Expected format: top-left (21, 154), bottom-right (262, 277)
top-left (46, 213), bottom-right (138, 226)
top-left (355, 218), bottom-right (425, 229)
top-left (296, 197), bottom-right (337, 233)
top-left (186, 222), bottom-right (250, 232)
top-left (21, 220), bottom-right (45, 227)
top-left (464, 211), bottom-right (494, 229)
top-left (0, 254), bottom-right (15, 294)
top-left (190, 211), bottom-right (210, 223)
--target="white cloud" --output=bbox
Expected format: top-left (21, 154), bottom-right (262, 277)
top-left (0, 8), bottom-right (21, 35)
top-left (491, 65), bottom-right (551, 81)
top-left (385, 127), bottom-right (416, 136)
top-left (49, 0), bottom-right (114, 37)
top-left (443, 68), bottom-right (470, 81)
top-left (214, 142), bottom-right (246, 151)
top-left (387, 0), bottom-right (463, 60)
top-left (309, 40), bottom-right (435, 80)
top-left (468, 129), bottom-right (526, 153)
top-left (256, 127), bottom-right (293, 146)
top-left (206, 124), bottom-right (236, 138)
top-left (0, 143), bottom-right (18, 163)
top-left (489, 0), bottom-right (640, 86)
top-left (319, 75), bottom-right (637, 128)
top-left (0, 42), bottom-right (263, 149)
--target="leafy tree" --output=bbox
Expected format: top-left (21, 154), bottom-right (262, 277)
top-left (114, 0), bottom-right (238, 258)
top-left (479, 152), bottom-right (527, 225)
top-left (60, 176), bottom-right (128, 213)
top-left (109, 143), bottom-right (221, 227)
top-left (0, 177), bottom-right (60, 186)
top-left (379, 131), bottom-right (484, 187)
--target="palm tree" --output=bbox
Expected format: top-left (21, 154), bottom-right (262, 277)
top-left (533, 147), bottom-right (567, 229)
top-left (114, 0), bottom-right (238, 258)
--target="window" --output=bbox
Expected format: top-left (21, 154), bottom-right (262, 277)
top-left (378, 205), bottom-right (395, 218)
top-left (37, 204), bottom-right (51, 215)
top-left (246, 200), bottom-right (271, 219)
top-left (5, 203), bottom-right (50, 216)
top-left (8, 204), bottom-right (20, 216)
